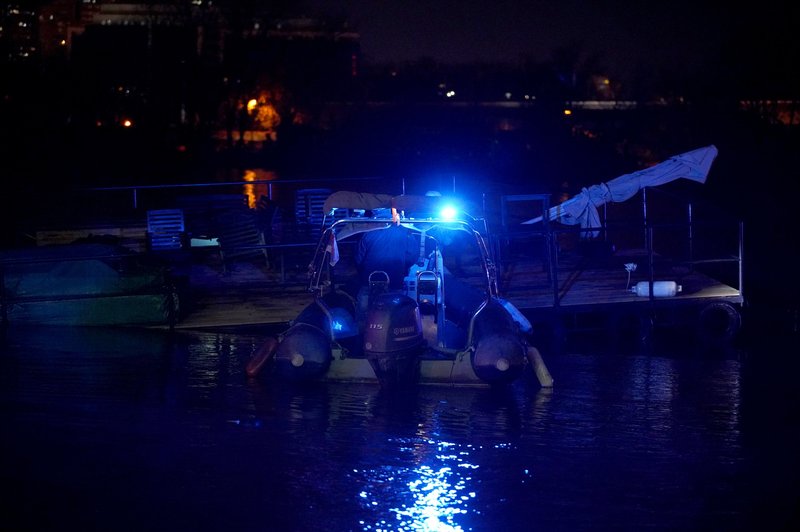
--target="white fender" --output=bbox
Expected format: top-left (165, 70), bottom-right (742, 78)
top-left (526, 346), bottom-right (554, 388)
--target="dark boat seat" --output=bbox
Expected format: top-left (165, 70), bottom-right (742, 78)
top-left (146, 209), bottom-right (187, 252)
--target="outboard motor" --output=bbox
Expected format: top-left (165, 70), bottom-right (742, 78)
top-left (363, 292), bottom-right (424, 388)
top-left (470, 299), bottom-right (527, 385)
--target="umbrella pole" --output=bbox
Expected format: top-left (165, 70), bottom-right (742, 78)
top-left (642, 187), bottom-right (649, 250)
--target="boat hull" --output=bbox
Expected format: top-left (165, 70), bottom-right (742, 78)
top-left (256, 341), bottom-right (536, 388)
top-left (252, 296), bottom-right (538, 387)
top-left (2, 293), bottom-right (177, 327)
top-left (1, 243), bottom-right (180, 327)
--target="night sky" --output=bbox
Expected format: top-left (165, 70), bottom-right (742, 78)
top-left (306, 1), bottom-right (791, 81)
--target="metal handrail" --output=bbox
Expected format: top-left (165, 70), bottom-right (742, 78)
top-left (85, 176), bottom-right (400, 209)
top-left (494, 210), bottom-right (744, 309)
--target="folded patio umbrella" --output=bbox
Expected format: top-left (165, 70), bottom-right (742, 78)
top-left (523, 145), bottom-right (718, 237)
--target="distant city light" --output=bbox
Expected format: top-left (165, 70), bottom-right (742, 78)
top-left (122, 119), bottom-right (132, 127)
top-left (563, 109), bottom-right (573, 116)
top-left (246, 99), bottom-right (258, 113)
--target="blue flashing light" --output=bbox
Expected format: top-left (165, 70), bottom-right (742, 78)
top-left (329, 308), bottom-right (357, 338)
top-left (439, 205), bottom-right (458, 221)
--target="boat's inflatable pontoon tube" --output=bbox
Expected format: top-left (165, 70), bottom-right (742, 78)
top-left (469, 299), bottom-right (527, 385)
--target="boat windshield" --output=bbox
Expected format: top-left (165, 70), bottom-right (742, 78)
top-left (309, 217), bottom-right (494, 302)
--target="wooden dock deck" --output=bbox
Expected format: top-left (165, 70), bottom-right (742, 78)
top-left (496, 244), bottom-right (744, 345)
top-left (500, 252), bottom-right (743, 311)
top-left (162, 256), bottom-right (314, 330)
top-left (163, 243), bottom-right (744, 347)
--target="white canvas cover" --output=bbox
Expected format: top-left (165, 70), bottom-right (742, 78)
top-left (523, 145), bottom-right (718, 237)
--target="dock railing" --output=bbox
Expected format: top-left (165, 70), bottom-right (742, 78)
top-left (491, 186), bottom-right (744, 309)
top-left (48, 177), bottom-right (405, 282)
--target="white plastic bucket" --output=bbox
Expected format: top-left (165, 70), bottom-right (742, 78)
top-left (631, 281), bottom-right (681, 298)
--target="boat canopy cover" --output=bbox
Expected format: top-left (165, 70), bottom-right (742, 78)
top-left (0, 243), bottom-right (169, 299)
top-left (323, 191), bottom-right (393, 214)
top-left (323, 191), bottom-right (457, 219)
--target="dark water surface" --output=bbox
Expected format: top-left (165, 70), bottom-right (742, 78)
top-left (1, 325), bottom-right (798, 531)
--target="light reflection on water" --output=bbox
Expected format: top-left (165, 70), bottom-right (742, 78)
top-left (355, 439), bottom-right (477, 531)
top-left (1, 326), bottom-right (797, 531)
